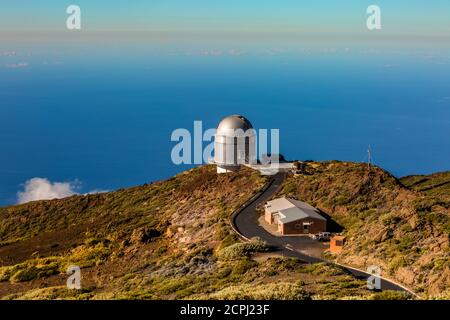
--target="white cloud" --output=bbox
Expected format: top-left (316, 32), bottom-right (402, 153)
top-left (84, 189), bottom-right (109, 195)
top-left (17, 178), bottom-right (79, 204)
top-left (5, 62), bottom-right (29, 69)
top-left (437, 96), bottom-right (450, 103)
top-left (197, 49), bottom-right (247, 57)
top-left (17, 178), bottom-right (109, 204)
top-left (228, 49), bottom-right (246, 56)
top-left (1, 51), bottom-right (16, 57)
top-left (200, 49), bottom-right (223, 56)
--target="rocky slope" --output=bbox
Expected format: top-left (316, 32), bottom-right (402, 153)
top-left (0, 165), bottom-right (380, 300)
top-left (278, 161), bottom-right (449, 298)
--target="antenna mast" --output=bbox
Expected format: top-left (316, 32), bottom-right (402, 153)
top-left (367, 145), bottom-right (372, 169)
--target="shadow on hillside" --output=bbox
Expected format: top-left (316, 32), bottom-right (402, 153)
top-left (317, 209), bottom-right (344, 233)
top-left (419, 180), bottom-right (450, 192)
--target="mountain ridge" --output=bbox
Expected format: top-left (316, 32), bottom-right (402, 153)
top-left (0, 162), bottom-right (448, 299)
top-left (277, 161), bottom-right (449, 297)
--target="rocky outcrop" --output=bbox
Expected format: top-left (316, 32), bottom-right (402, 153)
top-left (278, 161), bottom-right (449, 298)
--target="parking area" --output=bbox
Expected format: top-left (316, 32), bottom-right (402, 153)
top-left (257, 215), bottom-right (329, 259)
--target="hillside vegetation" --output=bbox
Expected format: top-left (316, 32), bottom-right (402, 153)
top-left (278, 161), bottom-right (449, 298)
top-left (401, 171), bottom-right (450, 202)
top-left (0, 165), bottom-right (380, 300)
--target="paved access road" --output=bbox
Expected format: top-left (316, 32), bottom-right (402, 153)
top-left (232, 172), bottom-right (412, 293)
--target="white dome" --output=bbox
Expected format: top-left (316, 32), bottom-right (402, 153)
top-left (217, 115), bottom-right (253, 136)
top-left (214, 115), bottom-right (256, 172)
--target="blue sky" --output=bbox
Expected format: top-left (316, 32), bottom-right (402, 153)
top-left (1, 0), bottom-right (450, 38)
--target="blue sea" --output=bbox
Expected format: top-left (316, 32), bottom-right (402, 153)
top-left (1, 39), bottom-right (449, 205)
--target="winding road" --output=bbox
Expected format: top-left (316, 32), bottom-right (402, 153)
top-left (231, 172), bottom-right (415, 294)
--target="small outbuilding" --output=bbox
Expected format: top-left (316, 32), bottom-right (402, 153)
top-left (330, 235), bottom-right (346, 254)
top-left (264, 197), bottom-right (326, 235)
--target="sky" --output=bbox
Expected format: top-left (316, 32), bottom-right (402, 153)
top-left (0, 2), bottom-right (449, 205)
top-left (1, 0), bottom-right (450, 38)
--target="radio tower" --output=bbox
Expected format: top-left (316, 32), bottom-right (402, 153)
top-left (367, 145), bottom-right (372, 170)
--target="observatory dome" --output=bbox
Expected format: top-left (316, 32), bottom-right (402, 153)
top-left (214, 115), bottom-right (256, 173)
top-left (217, 115), bottom-right (253, 134)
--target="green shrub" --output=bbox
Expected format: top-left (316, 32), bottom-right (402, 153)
top-left (381, 213), bottom-right (402, 226)
top-left (206, 282), bottom-right (311, 300)
top-left (216, 198), bottom-right (228, 219)
top-left (0, 265), bottom-right (21, 282)
top-left (218, 234), bottom-right (239, 250)
top-left (388, 256), bottom-right (407, 273)
top-left (231, 259), bottom-right (257, 275)
top-left (155, 246), bottom-right (167, 256)
top-left (282, 180), bottom-right (297, 196)
top-left (401, 224), bottom-right (413, 233)
top-left (215, 222), bottom-right (229, 240)
top-left (369, 290), bottom-right (411, 300)
top-left (339, 280), bottom-right (362, 289)
top-left (215, 266), bottom-right (232, 279)
top-left (396, 235), bottom-right (415, 252)
top-left (2, 258), bottom-right (60, 283)
top-left (10, 268), bottom-right (39, 283)
top-left (334, 195), bottom-right (351, 205)
top-left (63, 243), bottom-right (111, 269)
top-left (218, 237), bottom-right (268, 260)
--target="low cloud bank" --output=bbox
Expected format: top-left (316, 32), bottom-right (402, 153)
top-left (17, 178), bottom-right (78, 204)
top-left (17, 178), bottom-right (108, 204)
top-left (5, 62), bottom-right (29, 69)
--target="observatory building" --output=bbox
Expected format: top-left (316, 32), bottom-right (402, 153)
top-left (214, 115), bottom-right (256, 173)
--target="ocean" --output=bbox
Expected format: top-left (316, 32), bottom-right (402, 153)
top-left (1, 40), bottom-right (449, 205)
